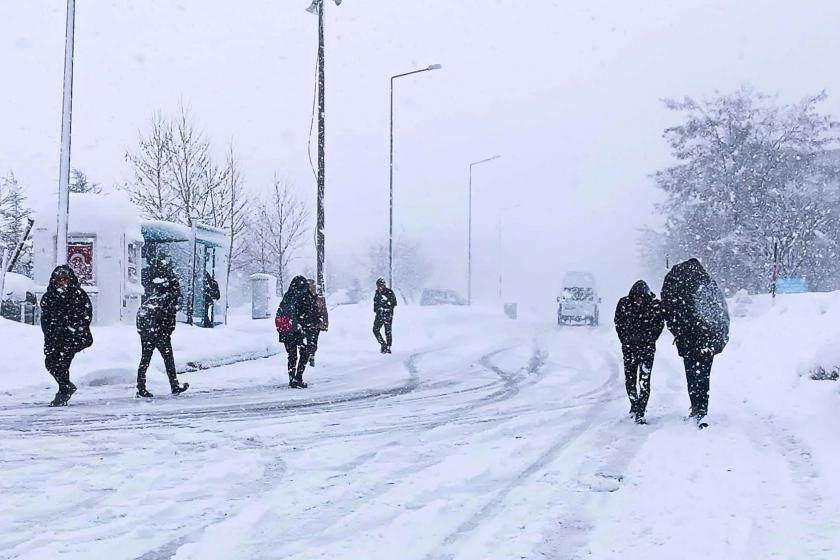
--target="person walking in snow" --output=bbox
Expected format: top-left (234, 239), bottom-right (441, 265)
top-left (306, 278), bottom-right (329, 367)
top-left (615, 280), bottom-right (664, 424)
top-left (660, 258), bottom-right (729, 426)
top-left (276, 275), bottom-right (317, 388)
top-left (135, 258), bottom-right (189, 398)
top-left (40, 265), bottom-right (93, 407)
top-left (372, 277), bottom-right (397, 353)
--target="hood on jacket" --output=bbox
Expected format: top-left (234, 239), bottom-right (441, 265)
top-left (628, 280), bottom-right (653, 300)
top-left (288, 275), bottom-right (309, 295)
top-left (47, 265), bottom-right (81, 292)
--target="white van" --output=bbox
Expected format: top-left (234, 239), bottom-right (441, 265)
top-left (557, 271), bottom-right (600, 326)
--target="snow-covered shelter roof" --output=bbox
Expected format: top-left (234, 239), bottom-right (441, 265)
top-left (34, 192), bottom-right (142, 240)
top-left (141, 220), bottom-right (228, 247)
top-left (2, 272), bottom-right (34, 301)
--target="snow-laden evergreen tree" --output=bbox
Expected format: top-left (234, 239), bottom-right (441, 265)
top-left (647, 88), bottom-right (840, 293)
top-left (69, 169), bottom-right (102, 194)
top-left (0, 171), bottom-right (32, 276)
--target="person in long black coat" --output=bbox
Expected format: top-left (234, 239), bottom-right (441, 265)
top-left (660, 258), bottom-right (730, 423)
top-left (615, 280), bottom-right (664, 423)
top-left (40, 265), bottom-right (93, 407)
top-left (135, 258), bottom-right (188, 398)
top-left (373, 278), bottom-right (397, 353)
top-left (276, 275), bottom-right (317, 388)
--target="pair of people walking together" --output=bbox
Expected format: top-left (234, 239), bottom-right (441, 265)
top-left (616, 258), bottom-right (730, 426)
top-left (275, 276), bottom-right (328, 388)
top-left (39, 259), bottom-right (189, 406)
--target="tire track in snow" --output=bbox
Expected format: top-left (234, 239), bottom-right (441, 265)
top-left (427, 350), bottom-right (624, 560)
top-left (537, 351), bottom-right (678, 559)
top-left (238, 344), bottom-right (558, 557)
top-left (744, 415), bottom-right (840, 558)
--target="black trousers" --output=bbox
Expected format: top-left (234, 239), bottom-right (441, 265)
top-left (622, 344), bottom-right (655, 415)
top-left (683, 353), bottom-right (714, 417)
top-left (307, 329), bottom-right (321, 357)
top-left (373, 313), bottom-right (393, 348)
top-left (137, 333), bottom-right (179, 390)
top-left (285, 341), bottom-right (311, 381)
top-left (45, 349), bottom-right (77, 395)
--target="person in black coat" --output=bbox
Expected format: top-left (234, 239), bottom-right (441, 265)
top-left (373, 278), bottom-right (397, 353)
top-left (615, 280), bottom-right (664, 423)
top-left (40, 265), bottom-right (93, 407)
top-left (135, 258), bottom-right (188, 398)
top-left (661, 258), bottom-right (730, 424)
top-left (202, 272), bottom-right (220, 328)
top-left (276, 275), bottom-right (317, 388)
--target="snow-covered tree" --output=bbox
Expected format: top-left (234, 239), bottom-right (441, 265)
top-left (69, 169), bottom-right (102, 194)
top-left (367, 236), bottom-right (432, 303)
top-left (648, 88), bottom-right (840, 292)
top-left (244, 177), bottom-right (308, 292)
top-left (124, 112), bottom-right (178, 221)
top-left (0, 171), bottom-right (32, 275)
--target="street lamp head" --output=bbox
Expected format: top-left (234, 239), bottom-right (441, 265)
top-left (428, 64), bottom-right (443, 71)
top-left (306, 0), bottom-right (341, 14)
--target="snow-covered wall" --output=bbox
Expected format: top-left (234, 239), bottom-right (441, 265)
top-left (32, 193), bottom-right (144, 325)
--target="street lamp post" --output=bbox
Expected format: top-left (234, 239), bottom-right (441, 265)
top-left (389, 64), bottom-right (442, 288)
top-left (56, 0), bottom-right (76, 266)
top-left (306, 0), bottom-right (342, 294)
top-left (467, 155), bottom-right (500, 306)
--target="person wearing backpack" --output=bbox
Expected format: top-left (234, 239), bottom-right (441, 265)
top-left (276, 276), bottom-right (317, 388)
top-left (135, 258), bottom-right (189, 398)
top-left (202, 272), bottom-right (221, 328)
top-left (614, 280), bottom-right (664, 424)
top-left (660, 258), bottom-right (729, 426)
top-left (40, 265), bottom-right (93, 407)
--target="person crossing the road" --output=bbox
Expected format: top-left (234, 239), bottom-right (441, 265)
top-left (40, 265), bottom-right (93, 407)
top-left (372, 278), bottom-right (397, 353)
top-left (276, 276), bottom-right (318, 388)
top-left (135, 258), bottom-right (189, 398)
top-left (615, 280), bottom-right (664, 424)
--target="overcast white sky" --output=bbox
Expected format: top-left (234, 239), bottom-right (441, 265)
top-left (3, 0), bottom-right (840, 306)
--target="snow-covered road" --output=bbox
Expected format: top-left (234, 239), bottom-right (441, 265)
top-left (2, 301), bottom-right (840, 559)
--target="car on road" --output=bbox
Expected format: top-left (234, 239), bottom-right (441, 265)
top-left (557, 271), bottom-right (600, 326)
top-left (420, 288), bottom-right (467, 306)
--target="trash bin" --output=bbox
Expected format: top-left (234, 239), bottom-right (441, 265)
top-left (504, 302), bottom-right (518, 320)
top-left (250, 273), bottom-right (277, 319)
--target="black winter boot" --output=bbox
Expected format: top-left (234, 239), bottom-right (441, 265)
top-left (171, 383), bottom-right (189, 395)
top-left (136, 387), bottom-right (154, 398)
top-left (48, 392), bottom-right (70, 407)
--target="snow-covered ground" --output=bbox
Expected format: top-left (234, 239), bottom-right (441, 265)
top-left (1, 296), bottom-right (840, 559)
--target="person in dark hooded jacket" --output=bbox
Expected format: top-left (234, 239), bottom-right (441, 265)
top-left (615, 280), bottom-right (664, 423)
top-left (276, 275), bottom-right (317, 388)
top-left (661, 258), bottom-right (730, 424)
top-left (135, 258), bottom-right (188, 398)
top-left (373, 278), bottom-right (397, 353)
top-left (40, 265), bottom-right (93, 406)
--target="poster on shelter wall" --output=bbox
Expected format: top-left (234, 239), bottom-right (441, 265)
top-left (67, 242), bottom-right (94, 285)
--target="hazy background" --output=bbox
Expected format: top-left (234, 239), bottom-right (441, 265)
top-left (3, 0), bottom-right (840, 307)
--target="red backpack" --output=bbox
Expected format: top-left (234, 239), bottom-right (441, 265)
top-left (275, 314), bottom-right (293, 333)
